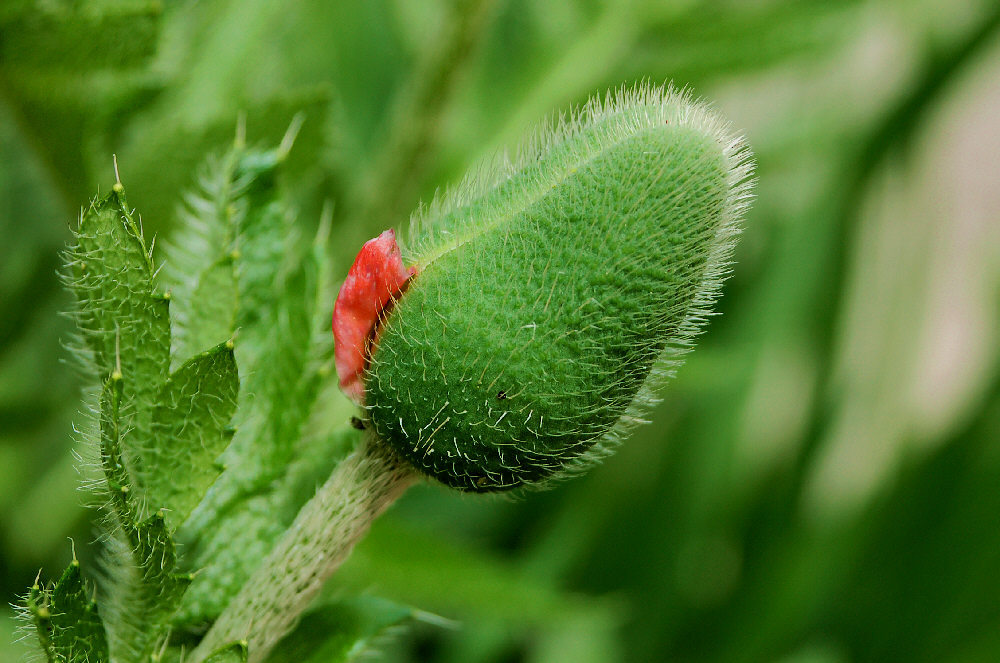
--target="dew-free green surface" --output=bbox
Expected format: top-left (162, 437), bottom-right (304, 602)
top-left (148, 342), bottom-right (239, 531)
top-left (99, 375), bottom-right (190, 662)
top-left (67, 188), bottom-right (171, 500)
top-left (171, 146), bottom-right (351, 626)
top-left (26, 560), bottom-right (109, 663)
top-left (202, 642), bottom-right (249, 663)
top-left (368, 121), bottom-right (731, 491)
top-left (5, 2), bottom-right (1000, 663)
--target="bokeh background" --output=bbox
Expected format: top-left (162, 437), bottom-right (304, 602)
top-left (3, 1), bottom-right (1000, 661)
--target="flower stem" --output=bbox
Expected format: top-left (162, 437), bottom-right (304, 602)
top-left (191, 431), bottom-right (416, 663)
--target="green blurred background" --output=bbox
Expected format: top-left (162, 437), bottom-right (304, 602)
top-left (3, 0), bottom-right (1000, 661)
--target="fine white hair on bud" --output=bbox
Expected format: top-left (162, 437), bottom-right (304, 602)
top-left (342, 83), bottom-right (755, 492)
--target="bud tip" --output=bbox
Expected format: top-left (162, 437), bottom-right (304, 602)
top-left (332, 229), bottom-right (417, 404)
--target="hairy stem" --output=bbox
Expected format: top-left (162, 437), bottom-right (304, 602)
top-left (192, 432), bottom-right (416, 663)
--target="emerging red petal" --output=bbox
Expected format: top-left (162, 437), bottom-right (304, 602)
top-left (333, 229), bottom-right (417, 405)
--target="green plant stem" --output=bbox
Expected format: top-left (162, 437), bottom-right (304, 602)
top-left (191, 432), bottom-right (416, 663)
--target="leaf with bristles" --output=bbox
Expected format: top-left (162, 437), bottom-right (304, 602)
top-left (24, 560), bottom-right (109, 663)
top-left (98, 375), bottom-right (191, 661)
top-left (147, 341), bottom-right (239, 531)
top-left (166, 149), bottom-right (242, 362)
top-left (170, 141), bottom-right (343, 625)
top-left (66, 185), bottom-right (171, 511)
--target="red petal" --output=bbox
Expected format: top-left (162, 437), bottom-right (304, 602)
top-left (333, 229), bottom-right (417, 405)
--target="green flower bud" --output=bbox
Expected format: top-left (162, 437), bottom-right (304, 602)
top-left (361, 84), bottom-right (754, 492)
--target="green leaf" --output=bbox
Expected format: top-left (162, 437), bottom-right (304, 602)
top-left (68, 186), bottom-right (170, 387)
top-left (50, 562), bottom-right (108, 657)
top-left (233, 152), bottom-right (291, 336)
top-left (171, 144), bottom-right (347, 625)
top-left (175, 425), bottom-right (358, 627)
top-left (184, 254), bottom-right (239, 358)
top-left (68, 186), bottom-right (171, 508)
top-left (267, 596), bottom-right (416, 663)
top-left (167, 149), bottom-right (242, 362)
top-left (203, 641), bottom-right (249, 663)
top-left (25, 560), bottom-right (110, 663)
top-left (148, 341), bottom-right (239, 531)
top-left (99, 375), bottom-right (190, 661)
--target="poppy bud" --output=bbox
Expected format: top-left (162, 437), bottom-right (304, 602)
top-left (336, 84), bottom-right (754, 492)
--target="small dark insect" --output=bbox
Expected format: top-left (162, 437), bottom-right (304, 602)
top-left (349, 416), bottom-right (366, 430)
top-left (496, 390), bottom-right (507, 400)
